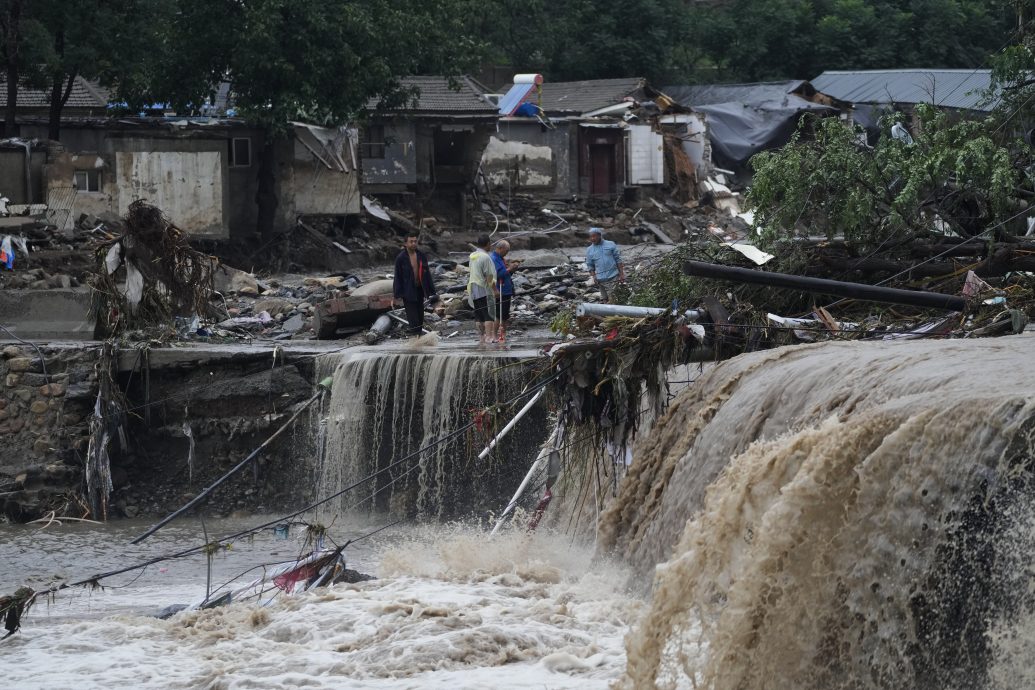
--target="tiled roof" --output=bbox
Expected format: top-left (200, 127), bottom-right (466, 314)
top-left (367, 76), bottom-right (497, 114)
top-left (0, 76), bottom-right (109, 109)
top-left (811, 70), bottom-right (997, 111)
top-left (537, 77), bottom-right (645, 115)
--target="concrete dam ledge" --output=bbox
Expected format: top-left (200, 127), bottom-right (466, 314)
top-left (0, 337), bottom-right (552, 522)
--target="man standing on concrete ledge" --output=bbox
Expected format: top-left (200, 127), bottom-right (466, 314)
top-left (585, 227), bottom-right (625, 303)
top-left (393, 232), bottom-right (437, 335)
top-left (467, 234), bottom-right (498, 345)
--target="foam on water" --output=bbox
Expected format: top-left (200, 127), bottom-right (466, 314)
top-left (2, 526), bottom-right (640, 690)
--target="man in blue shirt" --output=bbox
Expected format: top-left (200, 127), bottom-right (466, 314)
top-left (584, 227), bottom-right (625, 303)
top-left (490, 240), bottom-right (521, 342)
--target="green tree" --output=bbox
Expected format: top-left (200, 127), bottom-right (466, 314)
top-left (748, 106), bottom-right (1021, 250)
top-left (467, 0), bottom-right (693, 83)
top-left (131, 0), bottom-right (482, 239)
top-left (688, 0), bottom-right (1015, 83)
top-left (27, 0), bottom-right (163, 141)
top-left (0, 0), bottom-right (52, 135)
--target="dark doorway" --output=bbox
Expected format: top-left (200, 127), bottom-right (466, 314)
top-left (589, 144), bottom-right (614, 195)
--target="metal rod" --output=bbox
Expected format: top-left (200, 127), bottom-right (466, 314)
top-left (683, 259), bottom-right (966, 311)
top-left (490, 428), bottom-right (557, 536)
top-left (477, 387), bottom-right (545, 460)
top-left (575, 303), bottom-right (705, 320)
top-left (131, 380), bottom-right (332, 544)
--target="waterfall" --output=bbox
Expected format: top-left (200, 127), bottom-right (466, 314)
top-left (312, 349), bottom-right (548, 522)
top-left (605, 337), bottom-right (1035, 689)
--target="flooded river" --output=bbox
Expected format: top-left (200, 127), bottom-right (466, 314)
top-left (0, 517), bottom-right (639, 689)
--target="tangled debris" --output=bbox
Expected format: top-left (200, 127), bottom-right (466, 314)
top-left (91, 200), bottom-right (216, 336)
top-left (0, 586), bottom-right (35, 638)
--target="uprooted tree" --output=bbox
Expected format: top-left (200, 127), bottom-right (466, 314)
top-left (748, 105), bottom-right (1025, 252)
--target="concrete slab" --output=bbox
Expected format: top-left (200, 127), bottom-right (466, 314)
top-left (0, 288), bottom-right (96, 341)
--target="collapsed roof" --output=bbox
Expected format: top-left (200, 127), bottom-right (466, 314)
top-left (665, 80), bottom-right (839, 170)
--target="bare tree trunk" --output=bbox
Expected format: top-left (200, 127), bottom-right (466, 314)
top-left (1, 0), bottom-right (23, 137)
top-left (255, 138), bottom-right (279, 241)
top-left (48, 72), bottom-right (75, 141)
top-left (46, 28), bottom-right (73, 141)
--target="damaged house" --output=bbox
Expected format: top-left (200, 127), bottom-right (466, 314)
top-left (810, 69), bottom-right (998, 143)
top-left (482, 76), bottom-right (703, 200)
top-left (0, 80), bottom-right (360, 240)
top-left (663, 80), bottom-right (848, 173)
top-left (360, 76), bottom-right (499, 224)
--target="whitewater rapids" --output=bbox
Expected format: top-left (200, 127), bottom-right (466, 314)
top-left (0, 521), bottom-right (639, 689)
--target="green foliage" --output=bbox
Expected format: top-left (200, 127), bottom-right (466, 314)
top-left (123, 0), bottom-right (483, 130)
top-left (748, 106), bottom-right (1022, 250)
top-left (686, 0), bottom-right (1014, 82)
top-left (468, 0), bottom-right (692, 82)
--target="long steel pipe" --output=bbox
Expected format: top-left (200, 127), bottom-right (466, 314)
top-left (683, 259), bottom-right (966, 311)
top-left (576, 303), bottom-right (704, 320)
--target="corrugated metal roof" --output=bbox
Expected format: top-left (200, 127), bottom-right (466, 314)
top-left (0, 75), bottom-right (109, 109)
top-left (811, 70), bottom-right (997, 111)
top-left (367, 76), bottom-right (497, 114)
top-left (664, 81), bottom-right (810, 108)
top-left (538, 77), bottom-right (645, 115)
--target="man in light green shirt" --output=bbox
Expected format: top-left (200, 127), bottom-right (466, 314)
top-left (467, 234), bottom-right (498, 345)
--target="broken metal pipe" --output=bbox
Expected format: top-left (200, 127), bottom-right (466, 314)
top-left (477, 387), bottom-right (546, 461)
top-left (576, 303), bottom-right (704, 320)
top-left (683, 259), bottom-right (967, 312)
top-left (489, 426), bottom-right (559, 536)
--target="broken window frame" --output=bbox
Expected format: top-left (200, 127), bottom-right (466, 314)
top-left (360, 124), bottom-right (387, 160)
top-left (229, 137), bottom-right (252, 167)
top-left (73, 169), bottom-right (101, 193)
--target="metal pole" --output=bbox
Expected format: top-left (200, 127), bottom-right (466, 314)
top-left (477, 387), bottom-right (545, 460)
top-left (131, 377), bottom-right (333, 544)
top-left (683, 259), bottom-right (966, 311)
top-left (490, 428), bottom-right (557, 536)
top-left (575, 303), bottom-right (704, 320)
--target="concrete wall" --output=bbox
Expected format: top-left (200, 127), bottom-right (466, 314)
top-left (0, 149), bottom-right (45, 204)
top-left (39, 133), bottom-right (231, 238)
top-left (361, 120), bottom-right (417, 186)
top-left (627, 124), bottom-right (664, 186)
top-left (30, 123), bottom-right (360, 240)
top-left (490, 119), bottom-right (574, 196)
top-left (114, 150), bottom-right (225, 237)
top-left (43, 149), bottom-right (112, 232)
top-left (481, 136), bottom-right (553, 189)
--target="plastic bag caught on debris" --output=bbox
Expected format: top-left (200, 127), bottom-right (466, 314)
top-left (0, 236), bottom-right (12, 269)
top-left (105, 243), bottom-right (122, 275)
top-left (122, 261), bottom-right (144, 312)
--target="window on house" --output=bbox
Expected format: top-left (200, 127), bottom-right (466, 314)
top-left (73, 170), bottom-right (101, 192)
top-left (229, 137), bottom-right (252, 167)
top-left (360, 125), bottom-right (386, 159)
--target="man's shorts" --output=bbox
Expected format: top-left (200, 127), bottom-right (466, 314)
top-left (473, 296), bottom-right (492, 322)
top-left (499, 294), bottom-right (512, 321)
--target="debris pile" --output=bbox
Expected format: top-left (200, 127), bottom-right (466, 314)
top-left (91, 200), bottom-right (216, 336)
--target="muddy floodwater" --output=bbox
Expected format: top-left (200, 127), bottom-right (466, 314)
top-left (0, 517), bottom-right (640, 689)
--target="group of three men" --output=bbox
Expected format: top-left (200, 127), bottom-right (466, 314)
top-left (392, 227), bottom-right (625, 342)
